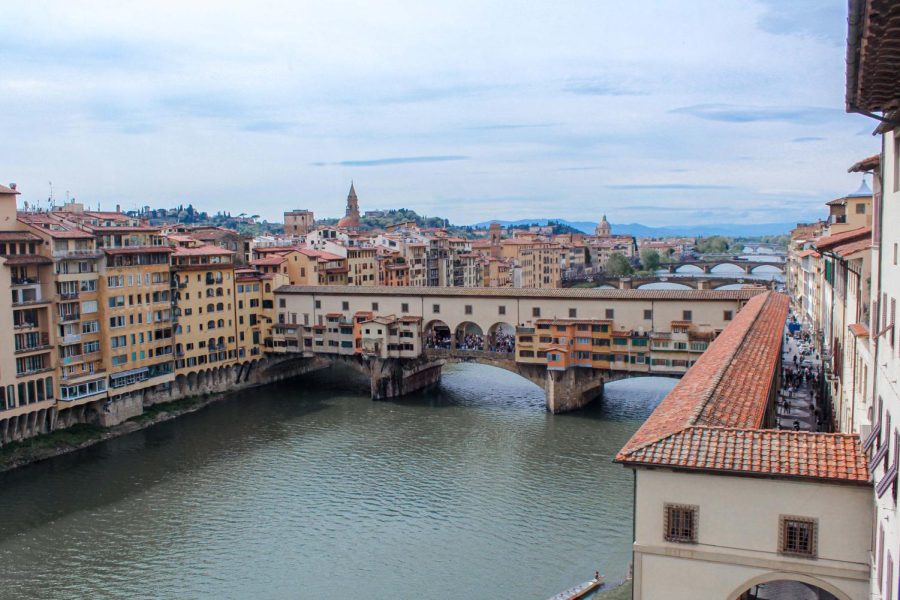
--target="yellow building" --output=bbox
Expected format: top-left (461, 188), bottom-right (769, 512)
top-left (170, 240), bottom-right (238, 375)
top-left (347, 247), bottom-right (377, 286)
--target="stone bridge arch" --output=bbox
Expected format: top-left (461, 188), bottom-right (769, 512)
top-left (750, 263), bottom-right (784, 275)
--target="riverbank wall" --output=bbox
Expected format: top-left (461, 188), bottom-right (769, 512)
top-left (0, 354), bottom-right (330, 472)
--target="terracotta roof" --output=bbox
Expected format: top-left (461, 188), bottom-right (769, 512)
top-left (0, 231), bottom-right (41, 242)
top-left (796, 249), bottom-right (821, 259)
top-left (833, 238), bottom-right (873, 258)
top-left (1, 255), bottom-right (52, 265)
top-left (0, 184), bottom-right (20, 195)
top-left (18, 214), bottom-right (95, 239)
top-left (849, 154), bottom-right (881, 173)
top-left (849, 323), bottom-right (870, 338)
top-left (171, 244), bottom-right (233, 257)
top-left (846, 0), bottom-right (900, 113)
top-left (277, 285), bottom-right (765, 301)
top-left (251, 256), bottom-right (286, 266)
top-left (617, 292), bottom-right (870, 484)
top-left (815, 227), bottom-right (871, 251)
top-left (620, 427), bottom-right (868, 483)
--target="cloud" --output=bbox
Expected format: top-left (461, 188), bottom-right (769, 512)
top-left (755, 0), bottom-right (845, 44)
top-left (465, 123), bottom-right (558, 130)
top-left (606, 183), bottom-right (735, 190)
top-left (563, 78), bottom-right (645, 96)
top-left (792, 136), bottom-right (825, 143)
top-left (312, 155), bottom-right (469, 167)
top-left (241, 121), bottom-right (303, 133)
top-left (670, 104), bottom-right (843, 124)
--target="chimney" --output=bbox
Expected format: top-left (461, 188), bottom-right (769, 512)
top-left (9, 183), bottom-right (16, 190)
top-left (116, 204), bottom-right (121, 213)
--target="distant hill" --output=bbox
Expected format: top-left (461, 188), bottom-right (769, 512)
top-left (470, 219), bottom-right (795, 237)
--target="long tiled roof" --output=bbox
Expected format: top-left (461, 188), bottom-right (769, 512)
top-left (616, 292), bottom-right (869, 484)
top-left (833, 238), bottom-right (872, 258)
top-left (621, 427), bottom-right (868, 483)
top-left (276, 284), bottom-right (764, 301)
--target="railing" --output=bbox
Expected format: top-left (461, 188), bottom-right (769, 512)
top-left (14, 344), bottom-right (51, 354)
top-left (61, 333), bottom-right (81, 344)
top-left (14, 321), bottom-right (37, 329)
top-left (52, 249), bottom-right (102, 258)
top-left (11, 277), bottom-right (39, 286)
top-left (425, 348), bottom-right (515, 360)
top-left (59, 313), bottom-right (80, 322)
top-left (59, 291), bottom-right (80, 300)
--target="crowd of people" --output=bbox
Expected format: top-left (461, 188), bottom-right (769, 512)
top-left (423, 328), bottom-right (516, 354)
top-left (777, 315), bottom-right (824, 431)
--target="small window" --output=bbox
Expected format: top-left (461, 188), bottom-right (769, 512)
top-left (315, 300), bottom-right (321, 309)
top-left (401, 303), bottom-right (409, 313)
top-left (664, 504), bottom-right (697, 544)
top-left (856, 202), bottom-right (866, 214)
top-left (372, 302), bottom-right (379, 311)
top-left (644, 309), bottom-right (652, 320)
top-left (569, 308), bottom-right (577, 318)
top-left (433, 304), bottom-right (440, 314)
top-left (498, 305), bottom-right (506, 315)
top-left (342, 301), bottom-right (349, 311)
top-left (605, 309), bottom-right (614, 319)
top-left (465, 305), bottom-right (473, 315)
top-left (532, 307), bottom-right (541, 317)
top-left (683, 310), bottom-right (692, 321)
top-left (724, 310), bottom-right (733, 321)
top-left (779, 516), bottom-right (817, 558)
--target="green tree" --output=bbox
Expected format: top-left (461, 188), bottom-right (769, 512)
top-left (605, 252), bottom-right (633, 276)
top-left (640, 248), bottom-right (661, 272)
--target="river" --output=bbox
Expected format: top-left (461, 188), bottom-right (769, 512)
top-left (0, 364), bottom-right (675, 600)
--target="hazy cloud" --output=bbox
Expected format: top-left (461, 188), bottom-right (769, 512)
top-left (670, 104), bottom-right (842, 125)
top-left (312, 156), bottom-right (469, 167)
top-left (606, 183), bottom-right (735, 190)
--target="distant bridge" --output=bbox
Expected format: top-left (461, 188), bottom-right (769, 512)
top-left (660, 260), bottom-right (784, 275)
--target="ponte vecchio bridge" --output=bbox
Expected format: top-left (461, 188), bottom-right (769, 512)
top-left (270, 285), bottom-right (766, 412)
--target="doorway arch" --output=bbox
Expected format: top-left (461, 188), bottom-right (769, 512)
top-left (729, 572), bottom-right (852, 600)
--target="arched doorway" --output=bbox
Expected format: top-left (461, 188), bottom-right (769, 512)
top-left (425, 320), bottom-right (452, 349)
top-left (487, 322), bottom-right (516, 354)
top-left (731, 573), bottom-right (851, 600)
top-left (455, 322), bottom-right (484, 351)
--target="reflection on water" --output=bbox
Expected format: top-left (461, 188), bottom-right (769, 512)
top-left (0, 364), bottom-right (674, 600)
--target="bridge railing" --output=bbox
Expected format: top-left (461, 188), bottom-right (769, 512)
top-left (425, 348), bottom-right (515, 361)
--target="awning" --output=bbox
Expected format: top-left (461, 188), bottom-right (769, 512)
top-left (876, 461), bottom-right (898, 498)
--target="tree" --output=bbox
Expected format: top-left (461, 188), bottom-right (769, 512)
top-left (605, 252), bottom-right (633, 277)
top-left (640, 248), bottom-right (661, 272)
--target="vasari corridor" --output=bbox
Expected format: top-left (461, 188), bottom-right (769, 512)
top-left (1, 0), bottom-right (898, 598)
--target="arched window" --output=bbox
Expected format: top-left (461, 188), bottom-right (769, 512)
top-left (217, 319), bottom-right (224, 328)
top-left (265, 283), bottom-right (271, 293)
top-left (207, 320), bottom-right (216, 330)
top-left (216, 287), bottom-right (224, 297)
top-left (207, 303), bottom-right (215, 313)
top-left (216, 302), bottom-right (224, 311)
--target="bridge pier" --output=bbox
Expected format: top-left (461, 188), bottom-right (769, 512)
top-left (362, 356), bottom-right (445, 400)
top-left (544, 367), bottom-right (607, 413)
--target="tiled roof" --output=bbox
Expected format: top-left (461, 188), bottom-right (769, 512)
top-left (848, 154), bottom-right (880, 173)
top-left (616, 291), bottom-right (870, 484)
top-left (796, 249), bottom-right (821, 258)
top-left (0, 230), bottom-right (41, 242)
top-left (1, 255), bottom-right (53, 265)
top-left (0, 184), bottom-right (20, 195)
top-left (103, 246), bottom-right (173, 255)
top-left (815, 227), bottom-right (871, 251)
top-left (251, 256), bottom-right (286, 265)
top-left (171, 244), bottom-right (233, 257)
top-left (276, 284), bottom-right (765, 301)
top-left (833, 238), bottom-right (872, 258)
top-left (620, 427), bottom-right (868, 483)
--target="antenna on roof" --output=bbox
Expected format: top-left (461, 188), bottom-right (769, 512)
top-left (48, 181), bottom-right (54, 206)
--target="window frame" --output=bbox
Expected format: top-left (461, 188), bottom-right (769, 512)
top-left (778, 515), bottom-right (818, 558)
top-left (663, 503), bottom-right (698, 544)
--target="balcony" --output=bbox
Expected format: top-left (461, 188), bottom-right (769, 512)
top-left (59, 313), bottom-right (81, 323)
top-left (61, 333), bottom-right (82, 344)
top-left (16, 366), bottom-right (53, 378)
top-left (11, 277), bottom-right (40, 286)
top-left (15, 344), bottom-right (51, 355)
top-left (58, 291), bottom-right (80, 300)
top-left (52, 249), bottom-right (102, 259)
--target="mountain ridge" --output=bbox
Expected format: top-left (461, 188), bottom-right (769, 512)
top-left (470, 219), bottom-right (795, 237)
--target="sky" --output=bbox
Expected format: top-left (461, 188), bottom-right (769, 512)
top-left (0, 0), bottom-right (880, 226)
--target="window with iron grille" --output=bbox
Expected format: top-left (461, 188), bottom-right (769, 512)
top-left (663, 504), bottom-right (697, 543)
top-left (779, 516), bottom-right (817, 558)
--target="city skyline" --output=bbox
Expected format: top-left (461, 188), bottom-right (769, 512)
top-left (0, 0), bottom-right (876, 226)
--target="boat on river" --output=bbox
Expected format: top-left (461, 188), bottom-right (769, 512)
top-left (545, 575), bottom-right (604, 600)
